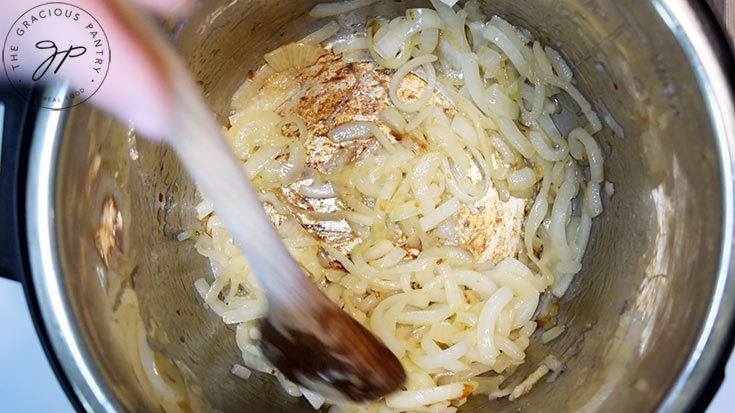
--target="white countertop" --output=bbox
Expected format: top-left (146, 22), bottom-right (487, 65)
top-left (1, 277), bottom-right (733, 412)
top-left (0, 278), bottom-right (74, 413)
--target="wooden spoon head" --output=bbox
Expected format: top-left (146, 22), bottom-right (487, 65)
top-left (259, 300), bottom-right (406, 402)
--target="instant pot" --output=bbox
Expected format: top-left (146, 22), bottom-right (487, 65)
top-left (2, 0), bottom-right (735, 411)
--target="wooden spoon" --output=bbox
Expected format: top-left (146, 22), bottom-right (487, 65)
top-left (104, 0), bottom-right (406, 402)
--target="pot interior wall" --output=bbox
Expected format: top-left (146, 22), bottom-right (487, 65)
top-left (53, 0), bottom-right (724, 411)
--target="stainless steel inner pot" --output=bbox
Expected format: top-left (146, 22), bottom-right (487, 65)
top-left (19, 0), bottom-right (735, 412)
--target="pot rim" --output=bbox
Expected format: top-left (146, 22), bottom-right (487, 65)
top-left (651, 0), bottom-right (735, 411)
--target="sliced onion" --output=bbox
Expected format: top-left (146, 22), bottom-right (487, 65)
top-left (419, 197), bottom-right (460, 231)
top-left (572, 209), bottom-right (592, 263)
top-left (373, 17), bottom-right (411, 60)
top-left (498, 118), bottom-right (534, 158)
top-left (328, 121), bottom-right (396, 153)
top-left (328, 121), bottom-right (373, 142)
top-left (544, 180), bottom-right (577, 272)
top-left (230, 65), bottom-right (275, 113)
top-left (244, 146), bottom-right (281, 179)
top-left (477, 286), bottom-right (514, 364)
top-left (528, 79), bottom-right (546, 120)
top-left (468, 21), bottom-right (488, 49)
top-left (529, 130), bottom-right (567, 162)
top-left (551, 78), bottom-right (602, 133)
top-left (451, 114), bottom-right (479, 147)
top-left (420, 246), bottom-right (474, 265)
top-left (460, 52), bottom-right (491, 115)
top-left (406, 104), bottom-right (440, 131)
top-left (487, 84), bottom-right (520, 119)
top-left (378, 107), bottom-right (407, 133)
top-left (438, 38), bottom-right (466, 75)
top-left (296, 180), bottom-right (336, 199)
top-left (231, 364), bottom-right (252, 379)
top-left (490, 16), bottom-right (534, 61)
top-left (532, 41), bottom-right (553, 76)
top-left (568, 127), bottom-right (604, 182)
top-left (300, 386), bottom-right (325, 409)
top-left (544, 46), bottom-right (573, 83)
top-left (491, 133), bottom-right (520, 165)
top-left (413, 340), bottom-right (471, 369)
top-left (280, 143), bottom-right (306, 183)
top-left (333, 36), bottom-right (368, 54)
top-left (418, 28), bottom-right (440, 55)
top-left (442, 159), bottom-right (477, 203)
top-left (389, 54), bottom-right (438, 112)
top-left (397, 303), bottom-right (454, 324)
top-left (368, 18), bottom-right (413, 69)
top-left (586, 182), bottom-right (603, 217)
top-left (605, 181), bottom-right (615, 196)
top-left (430, 0), bottom-right (470, 52)
top-left (386, 383), bottom-right (465, 410)
top-left (222, 301), bottom-right (266, 324)
top-left (464, 0), bottom-right (486, 21)
top-left (524, 178), bottom-right (550, 270)
top-left (541, 325), bottom-right (566, 344)
top-left (410, 152), bottom-right (442, 213)
top-left (374, 9), bottom-right (442, 60)
top-left (300, 20), bottom-right (341, 44)
top-left (544, 354), bottom-right (564, 372)
top-left (477, 46), bottom-right (501, 78)
top-left (538, 113), bottom-right (562, 139)
top-left (372, 247), bottom-right (407, 268)
top-left (362, 239), bottom-right (395, 261)
top-left (264, 42), bottom-right (325, 72)
top-left (507, 167), bottom-right (537, 192)
top-left (483, 25), bottom-right (531, 79)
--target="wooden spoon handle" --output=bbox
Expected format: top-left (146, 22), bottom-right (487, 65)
top-left (103, 0), bottom-right (311, 304)
top-left (103, 2), bottom-right (407, 402)
top-left (169, 80), bottom-right (309, 302)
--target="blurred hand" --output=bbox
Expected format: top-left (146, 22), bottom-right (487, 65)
top-left (1, 0), bottom-right (193, 139)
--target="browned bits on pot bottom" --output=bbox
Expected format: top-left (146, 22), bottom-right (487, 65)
top-left (249, 49), bottom-right (526, 263)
